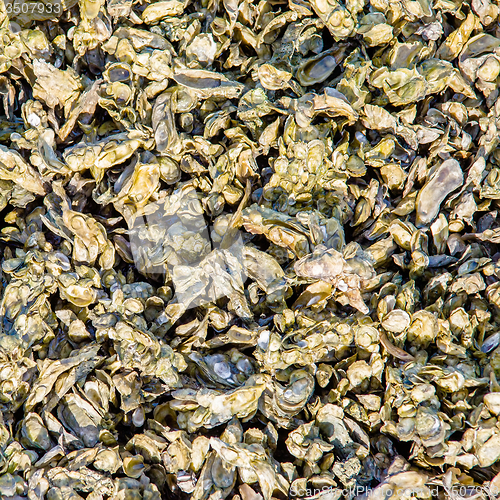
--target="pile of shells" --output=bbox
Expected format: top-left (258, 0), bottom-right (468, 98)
top-left (2, 0), bottom-right (500, 499)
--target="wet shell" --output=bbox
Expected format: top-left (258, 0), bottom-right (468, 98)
top-left (296, 50), bottom-right (341, 86)
top-left (416, 159), bottom-right (464, 226)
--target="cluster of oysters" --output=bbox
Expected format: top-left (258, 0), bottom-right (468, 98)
top-left (2, 0), bottom-right (500, 499)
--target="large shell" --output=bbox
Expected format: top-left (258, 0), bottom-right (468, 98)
top-left (20, 413), bottom-right (52, 451)
top-left (415, 159), bottom-right (464, 226)
top-left (296, 48), bottom-right (344, 86)
top-left (173, 69), bottom-right (245, 98)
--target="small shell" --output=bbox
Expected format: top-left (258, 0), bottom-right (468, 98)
top-left (406, 310), bottom-right (438, 348)
top-left (347, 360), bottom-right (372, 388)
top-left (477, 56), bottom-right (500, 81)
top-left (484, 393), bottom-right (500, 415)
top-left (123, 455), bottom-right (145, 478)
top-left (258, 64), bottom-right (292, 90)
top-left (142, 0), bottom-right (185, 23)
top-left (211, 456), bottom-right (236, 489)
top-left (477, 434), bottom-right (500, 467)
top-left (381, 309), bottom-right (411, 333)
top-left (94, 448), bottom-right (122, 474)
top-left (482, 332), bottom-right (500, 353)
top-left (294, 245), bottom-right (344, 280)
top-left (415, 408), bottom-right (446, 448)
top-left (103, 62), bottom-right (132, 83)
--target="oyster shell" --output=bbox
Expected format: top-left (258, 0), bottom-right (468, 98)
top-left (416, 159), bottom-right (464, 227)
top-left (296, 48), bottom-right (345, 86)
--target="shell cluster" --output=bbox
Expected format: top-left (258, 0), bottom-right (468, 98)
top-left (2, 0), bottom-right (500, 499)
